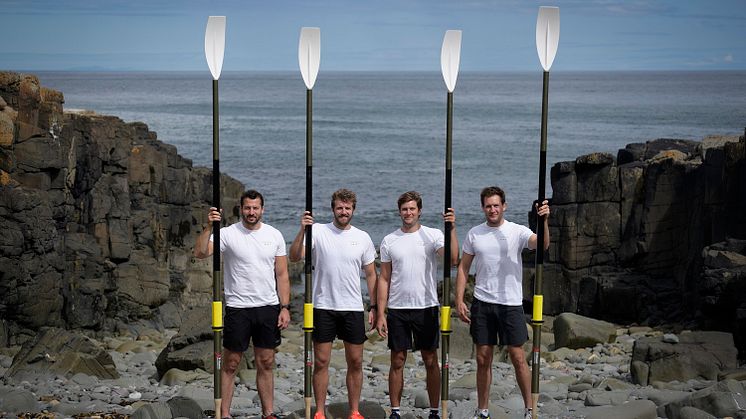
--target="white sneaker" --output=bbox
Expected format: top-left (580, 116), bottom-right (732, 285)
top-left (524, 408), bottom-right (533, 419)
top-left (472, 411), bottom-right (490, 419)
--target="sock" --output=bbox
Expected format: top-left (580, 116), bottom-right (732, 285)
top-left (391, 407), bottom-right (400, 415)
top-left (430, 408), bottom-right (439, 416)
top-left (480, 408), bottom-right (490, 416)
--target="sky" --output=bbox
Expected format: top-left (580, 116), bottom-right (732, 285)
top-left (1, 0), bottom-right (745, 72)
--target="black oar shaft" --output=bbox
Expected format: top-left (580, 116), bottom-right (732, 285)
top-left (441, 90), bottom-right (454, 417)
top-left (303, 88), bottom-right (314, 419)
top-left (531, 70), bottom-right (550, 414)
top-left (305, 88), bottom-right (313, 299)
top-left (211, 78), bottom-right (223, 415)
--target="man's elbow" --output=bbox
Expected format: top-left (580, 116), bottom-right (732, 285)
top-left (195, 249), bottom-right (211, 259)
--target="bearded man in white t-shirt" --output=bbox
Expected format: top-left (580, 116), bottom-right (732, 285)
top-left (375, 191), bottom-right (458, 419)
top-left (454, 186), bottom-right (550, 419)
top-left (194, 189), bottom-right (290, 419)
top-left (289, 188), bottom-right (378, 419)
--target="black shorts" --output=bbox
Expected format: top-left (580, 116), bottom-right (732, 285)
top-left (387, 306), bottom-right (440, 352)
top-left (469, 299), bottom-right (528, 347)
top-left (223, 305), bottom-right (281, 352)
top-left (313, 308), bottom-right (367, 344)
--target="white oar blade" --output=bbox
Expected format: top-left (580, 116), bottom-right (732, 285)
top-left (205, 16), bottom-right (226, 80)
top-left (440, 30), bottom-right (462, 93)
top-left (299, 27), bottom-right (321, 89)
top-left (536, 7), bottom-right (560, 71)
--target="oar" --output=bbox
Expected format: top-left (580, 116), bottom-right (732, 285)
top-left (299, 26), bottom-right (320, 419)
top-left (439, 28), bottom-right (462, 419)
top-left (531, 6), bottom-right (559, 417)
top-left (204, 15), bottom-right (226, 418)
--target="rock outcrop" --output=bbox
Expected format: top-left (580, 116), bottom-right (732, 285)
top-left (537, 134), bottom-right (746, 357)
top-left (0, 72), bottom-right (243, 345)
top-left (6, 327), bottom-right (118, 380)
top-left (630, 331), bottom-right (738, 386)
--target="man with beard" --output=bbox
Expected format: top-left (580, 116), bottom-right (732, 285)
top-left (195, 189), bottom-right (290, 419)
top-left (454, 186), bottom-right (550, 419)
top-left (289, 188), bottom-right (377, 419)
top-left (375, 191), bottom-right (458, 419)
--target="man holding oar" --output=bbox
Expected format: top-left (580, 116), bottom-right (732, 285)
top-left (375, 191), bottom-right (458, 419)
top-left (454, 186), bottom-right (550, 419)
top-left (289, 188), bottom-right (378, 419)
top-left (194, 189), bottom-right (291, 419)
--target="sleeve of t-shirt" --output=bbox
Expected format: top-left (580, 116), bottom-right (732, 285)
top-left (433, 228), bottom-right (445, 253)
top-left (275, 230), bottom-right (288, 257)
top-left (520, 225), bottom-right (533, 249)
top-left (362, 234), bottom-right (376, 266)
top-left (462, 229), bottom-right (475, 255)
top-left (380, 238), bottom-right (391, 263)
top-left (208, 228), bottom-right (228, 253)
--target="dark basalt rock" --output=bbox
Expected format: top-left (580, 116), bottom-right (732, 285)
top-left (539, 131), bottom-right (746, 358)
top-left (0, 71), bottom-right (244, 346)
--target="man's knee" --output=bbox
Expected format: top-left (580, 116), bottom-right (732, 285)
top-left (476, 346), bottom-right (493, 367)
top-left (254, 350), bottom-right (275, 371)
top-left (347, 355), bottom-right (363, 372)
top-left (421, 350), bottom-right (439, 369)
top-left (222, 350), bottom-right (243, 373)
top-left (508, 345), bottom-right (528, 367)
top-left (390, 351), bottom-right (407, 370)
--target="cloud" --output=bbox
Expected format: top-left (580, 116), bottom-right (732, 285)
top-left (724, 54), bottom-right (734, 63)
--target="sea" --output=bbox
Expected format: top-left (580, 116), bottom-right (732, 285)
top-left (37, 71), bottom-right (746, 246)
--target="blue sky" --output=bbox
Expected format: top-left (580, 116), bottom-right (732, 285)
top-left (2, 0), bottom-right (745, 72)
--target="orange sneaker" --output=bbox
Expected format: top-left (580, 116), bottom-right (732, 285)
top-left (348, 411), bottom-right (364, 419)
top-left (314, 411), bottom-right (326, 419)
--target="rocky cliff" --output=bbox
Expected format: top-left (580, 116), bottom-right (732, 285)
top-left (0, 72), bottom-right (243, 345)
top-left (536, 134), bottom-right (746, 356)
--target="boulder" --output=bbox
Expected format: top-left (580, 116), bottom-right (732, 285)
top-left (6, 327), bottom-right (118, 379)
top-left (0, 386), bottom-right (40, 415)
top-left (155, 306), bottom-right (252, 377)
top-left (664, 379), bottom-right (746, 418)
top-left (584, 390), bottom-right (632, 406)
top-left (166, 396), bottom-right (205, 419)
top-left (584, 399), bottom-right (657, 419)
top-left (553, 313), bottom-right (617, 349)
top-left (631, 331), bottom-right (738, 386)
top-left (678, 406), bottom-right (717, 419)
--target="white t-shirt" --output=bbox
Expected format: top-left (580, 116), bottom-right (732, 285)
top-left (210, 222), bottom-right (286, 308)
top-left (380, 225), bottom-right (443, 309)
top-left (462, 221), bottom-right (533, 306)
top-left (311, 223), bottom-right (376, 311)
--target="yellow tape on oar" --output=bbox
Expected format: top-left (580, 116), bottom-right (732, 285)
top-left (212, 301), bottom-right (223, 328)
top-left (440, 306), bottom-right (451, 332)
top-left (304, 303), bottom-right (314, 329)
top-left (532, 295), bottom-right (543, 322)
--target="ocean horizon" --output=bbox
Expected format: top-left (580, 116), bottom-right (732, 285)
top-left (35, 70), bottom-right (746, 246)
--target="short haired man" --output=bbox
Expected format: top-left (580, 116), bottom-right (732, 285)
top-left (376, 191), bottom-right (458, 419)
top-left (289, 188), bottom-right (377, 419)
top-left (194, 189), bottom-right (291, 419)
top-left (454, 186), bottom-right (550, 419)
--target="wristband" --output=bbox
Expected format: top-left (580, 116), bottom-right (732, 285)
top-left (368, 304), bottom-right (377, 311)
top-left (280, 304), bottom-right (290, 310)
